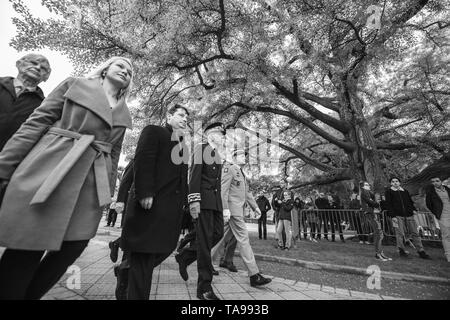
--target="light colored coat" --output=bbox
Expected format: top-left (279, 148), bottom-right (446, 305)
top-left (221, 162), bottom-right (258, 217)
top-left (0, 77), bottom-right (132, 251)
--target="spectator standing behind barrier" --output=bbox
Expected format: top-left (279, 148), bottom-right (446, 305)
top-left (256, 193), bottom-right (271, 240)
top-left (384, 177), bottom-right (431, 260)
top-left (0, 56), bottom-right (134, 300)
top-left (315, 192), bottom-right (331, 240)
top-left (425, 177), bottom-right (450, 262)
top-left (290, 194), bottom-right (300, 247)
top-left (0, 53), bottom-right (51, 152)
top-left (327, 193), bottom-right (345, 242)
top-left (304, 196), bottom-right (318, 242)
top-left (277, 191), bottom-right (294, 250)
top-left (272, 186), bottom-right (285, 246)
top-left (349, 192), bottom-right (369, 244)
top-left (360, 181), bottom-right (392, 261)
top-left (295, 196), bottom-right (308, 240)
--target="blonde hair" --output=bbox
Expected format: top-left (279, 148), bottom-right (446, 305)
top-left (86, 56), bottom-right (134, 100)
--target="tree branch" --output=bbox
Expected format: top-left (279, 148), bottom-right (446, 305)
top-left (272, 80), bottom-right (352, 134)
top-left (234, 102), bottom-right (356, 152)
top-left (236, 121), bottom-right (342, 173)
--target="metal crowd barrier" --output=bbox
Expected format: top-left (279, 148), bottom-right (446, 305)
top-left (292, 209), bottom-right (442, 243)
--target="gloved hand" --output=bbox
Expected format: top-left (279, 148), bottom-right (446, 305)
top-left (223, 209), bottom-right (231, 223)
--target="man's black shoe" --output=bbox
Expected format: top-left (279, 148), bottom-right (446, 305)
top-left (197, 290), bottom-right (220, 300)
top-left (418, 250), bottom-right (431, 260)
top-left (212, 268), bottom-right (219, 276)
top-left (114, 265), bottom-right (128, 300)
top-left (219, 262), bottom-right (238, 272)
top-left (250, 273), bottom-right (272, 287)
top-left (109, 241), bottom-right (120, 263)
top-left (399, 248), bottom-right (410, 257)
top-left (175, 254), bottom-right (188, 281)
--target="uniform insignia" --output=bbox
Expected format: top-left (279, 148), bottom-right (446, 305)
top-left (224, 168), bottom-right (229, 173)
top-left (236, 181), bottom-right (240, 186)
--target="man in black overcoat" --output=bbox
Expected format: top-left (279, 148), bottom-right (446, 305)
top-left (120, 104), bottom-right (189, 300)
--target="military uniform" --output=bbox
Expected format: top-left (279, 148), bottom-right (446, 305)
top-left (176, 142), bottom-right (224, 295)
top-left (211, 160), bottom-right (260, 277)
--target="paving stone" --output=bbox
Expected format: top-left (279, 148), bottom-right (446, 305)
top-left (321, 285), bottom-right (336, 294)
top-left (85, 282), bottom-right (116, 296)
top-left (211, 275), bottom-right (238, 284)
top-left (213, 283), bottom-right (247, 294)
top-left (221, 293), bottom-right (255, 300)
top-left (334, 288), bottom-right (351, 296)
top-left (278, 291), bottom-right (314, 300)
top-left (249, 292), bottom-right (284, 300)
top-left (306, 283), bottom-right (321, 290)
top-left (264, 282), bottom-right (296, 292)
top-left (301, 291), bottom-right (336, 300)
top-left (157, 284), bottom-right (189, 295)
top-left (155, 294), bottom-right (190, 300)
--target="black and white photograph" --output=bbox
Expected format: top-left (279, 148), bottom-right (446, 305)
top-left (0, 0), bottom-right (449, 309)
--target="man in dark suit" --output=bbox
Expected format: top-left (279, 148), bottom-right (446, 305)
top-left (120, 104), bottom-right (189, 300)
top-left (175, 122), bottom-right (225, 300)
top-left (0, 53), bottom-right (51, 151)
top-left (256, 193), bottom-right (271, 240)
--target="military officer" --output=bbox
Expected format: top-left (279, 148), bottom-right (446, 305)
top-left (212, 149), bottom-right (272, 287)
top-left (175, 122), bottom-right (225, 300)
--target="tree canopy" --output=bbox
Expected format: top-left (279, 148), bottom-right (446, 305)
top-left (9, 0), bottom-right (450, 194)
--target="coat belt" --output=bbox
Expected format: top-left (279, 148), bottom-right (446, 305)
top-left (30, 127), bottom-right (113, 207)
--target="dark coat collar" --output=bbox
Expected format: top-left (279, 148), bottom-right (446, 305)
top-left (0, 76), bottom-right (45, 100)
top-left (63, 77), bottom-right (132, 129)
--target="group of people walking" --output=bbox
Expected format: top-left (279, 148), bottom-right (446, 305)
top-left (0, 53), bottom-right (448, 301)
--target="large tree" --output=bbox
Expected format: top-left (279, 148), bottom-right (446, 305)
top-left (9, 0), bottom-right (449, 193)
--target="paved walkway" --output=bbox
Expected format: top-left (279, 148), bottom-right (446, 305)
top-left (0, 219), bottom-right (406, 300)
top-left (33, 232), bottom-right (402, 300)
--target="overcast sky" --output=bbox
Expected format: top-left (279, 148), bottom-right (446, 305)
top-left (0, 1), bottom-right (74, 95)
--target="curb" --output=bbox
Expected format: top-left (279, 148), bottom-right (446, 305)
top-left (250, 253), bottom-right (450, 286)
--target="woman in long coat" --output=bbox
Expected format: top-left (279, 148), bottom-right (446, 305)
top-left (0, 56), bottom-right (133, 300)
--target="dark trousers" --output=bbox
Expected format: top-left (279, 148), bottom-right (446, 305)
top-left (107, 209), bottom-right (118, 226)
top-left (318, 213), bottom-right (344, 240)
top-left (354, 213), bottom-right (369, 242)
top-left (300, 212), bottom-right (308, 239)
top-left (328, 212), bottom-right (344, 241)
top-left (127, 251), bottom-right (171, 300)
top-left (177, 209), bottom-right (223, 293)
top-left (0, 240), bottom-right (89, 300)
top-left (309, 222), bottom-right (318, 238)
top-left (258, 212), bottom-right (267, 239)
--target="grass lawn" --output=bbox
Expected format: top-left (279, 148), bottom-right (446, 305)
top-left (248, 231), bottom-right (450, 279)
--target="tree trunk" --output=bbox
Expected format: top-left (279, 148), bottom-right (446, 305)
top-left (334, 73), bottom-right (387, 192)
